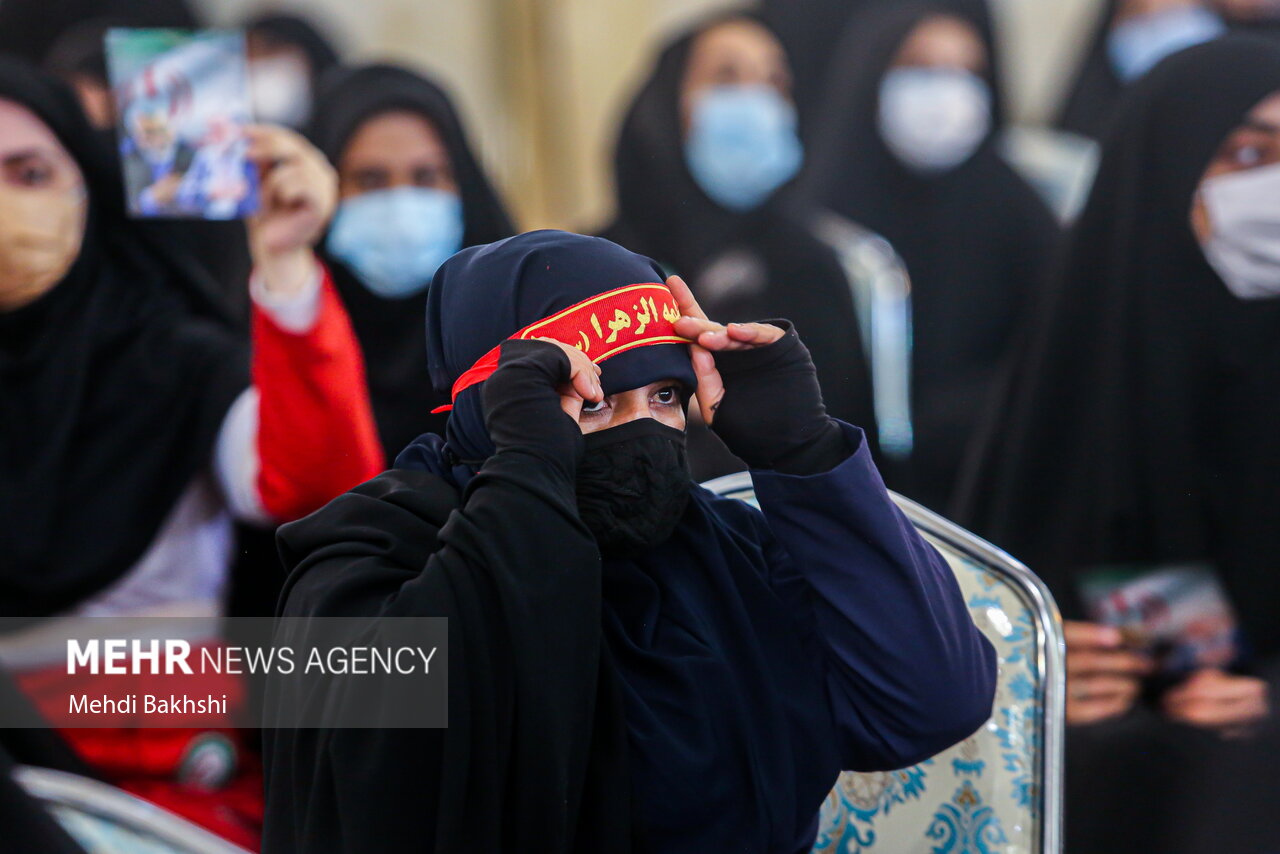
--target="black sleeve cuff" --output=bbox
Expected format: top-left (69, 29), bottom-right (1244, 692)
top-left (481, 339), bottom-right (584, 478)
top-left (709, 320), bottom-right (799, 378)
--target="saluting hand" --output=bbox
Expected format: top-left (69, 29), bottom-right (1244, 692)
top-left (666, 274), bottom-right (785, 426)
top-left (668, 274), bottom-right (843, 474)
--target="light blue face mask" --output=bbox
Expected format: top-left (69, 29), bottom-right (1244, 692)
top-left (684, 84), bottom-right (804, 212)
top-left (326, 186), bottom-right (465, 299)
top-left (1107, 5), bottom-right (1225, 82)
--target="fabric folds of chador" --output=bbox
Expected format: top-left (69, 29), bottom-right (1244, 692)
top-left (433, 282), bottom-right (686, 412)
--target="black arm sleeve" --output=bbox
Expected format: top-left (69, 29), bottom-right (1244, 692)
top-left (481, 338), bottom-right (585, 477)
top-left (262, 343), bottom-right (630, 854)
top-left (710, 322), bottom-right (851, 475)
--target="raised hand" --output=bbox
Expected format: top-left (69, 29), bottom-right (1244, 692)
top-left (244, 124), bottom-right (337, 297)
top-left (1064, 621), bottom-right (1153, 725)
top-left (667, 274), bottom-right (843, 473)
top-left (533, 337), bottom-right (604, 422)
top-left (666, 274), bottom-right (784, 425)
top-left (1162, 667), bottom-right (1269, 736)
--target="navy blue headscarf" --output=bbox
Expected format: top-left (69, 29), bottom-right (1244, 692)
top-left (400, 230), bottom-right (696, 472)
top-left (397, 228), bottom-right (860, 851)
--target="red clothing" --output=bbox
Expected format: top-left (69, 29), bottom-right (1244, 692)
top-left (255, 263), bottom-right (385, 519)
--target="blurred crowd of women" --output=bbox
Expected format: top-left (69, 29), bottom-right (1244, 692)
top-left (1, 0), bottom-right (1279, 850)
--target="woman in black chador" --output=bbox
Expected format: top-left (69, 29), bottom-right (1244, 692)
top-left (959, 37), bottom-right (1280, 854)
top-left (801, 2), bottom-right (1058, 513)
top-left (603, 13), bottom-right (876, 465)
top-left (0, 57), bottom-right (382, 845)
top-left (262, 230), bottom-right (996, 853)
top-left (762, 0), bottom-right (1003, 133)
top-left (230, 64), bottom-right (517, 622)
top-left (307, 64), bottom-right (515, 459)
top-left (1055, 0), bottom-right (1229, 140)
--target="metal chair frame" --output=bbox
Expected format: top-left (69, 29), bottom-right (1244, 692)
top-left (15, 765), bottom-right (250, 854)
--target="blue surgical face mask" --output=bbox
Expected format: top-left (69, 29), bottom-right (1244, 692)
top-left (326, 186), bottom-right (465, 298)
top-left (684, 84), bottom-right (803, 212)
top-left (1107, 5), bottom-right (1225, 82)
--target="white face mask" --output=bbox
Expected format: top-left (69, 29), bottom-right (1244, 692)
top-left (877, 67), bottom-right (991, 174)
top-left (249, 55), bottom-right (313, 129)
top-left (1199, 161), bottom-right (1280, 301)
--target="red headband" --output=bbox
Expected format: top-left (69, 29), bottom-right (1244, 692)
top-left (432, 283), bottom-right (686, 413)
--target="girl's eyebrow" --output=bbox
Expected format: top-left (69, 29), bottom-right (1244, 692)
top-left (1, 146), bottom-right (55, 166)
top-left (1240, 118), bottom-right (1280, 135)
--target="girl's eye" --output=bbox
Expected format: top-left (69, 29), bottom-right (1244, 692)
top-left (412, 165), bottom-right (452, 188)
top-left (4, 155), bottom-right (55, 188)
top-left (352, 170), bottom-right (389, 191)
top-left (581, 398), bottom-right (608, 413)
top-left (19, 164), bottom-right (51, 185)
top-left (713, 64), bottom-right (741, 86)
top-left (412, 166), bottom-right (441, 187)
top-left (1233, 145), bottom-right (1264, 168)
top-left (653, 386), bottom-right (679, 405)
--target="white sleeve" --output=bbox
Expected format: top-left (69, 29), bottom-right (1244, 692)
top-left (249, 262), bottom-right (323, 334)
top-left (214, 387), bottom-right (271, 525)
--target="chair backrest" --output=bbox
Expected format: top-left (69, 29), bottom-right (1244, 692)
top-left (811, 214), bottom-right (915, 463)
top-left (14, 765), bottom-right (250, 854)
top-left (700, 472), bottom-right (1065, 854)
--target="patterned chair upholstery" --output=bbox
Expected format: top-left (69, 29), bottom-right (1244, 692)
top-left (700, 473), bottom-right (1066, 854)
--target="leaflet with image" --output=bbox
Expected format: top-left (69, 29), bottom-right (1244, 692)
top-left (1078, 562), bottom-right (1241, 675)
top-left (106, 28), bottom-right (258, 219)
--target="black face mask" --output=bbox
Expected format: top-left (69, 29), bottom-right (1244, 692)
top-left (576, 418), bottom-right (691, 556)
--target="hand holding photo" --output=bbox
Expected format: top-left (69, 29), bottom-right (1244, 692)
top-left (1078, 563), bottom-right (1243, 675)
top-left (106, 28), bottom-right (259, 219)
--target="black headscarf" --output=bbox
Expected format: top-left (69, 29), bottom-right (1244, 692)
top-left (244, 11), bottom-right (340, 80)
top-left (603, 13), bottom-right (876, 453)
top-left (42, 17), bottom-right (113, 86)
top-left (266, 232), bottom-right (695, 853)
top-left (1234, 14), bottom-right (1280, 44)
top-left (957, 37), bottom-right (1280, 658)
top-left (308, 64), bottom-right (515, 461)
top-left (801, 2), bottom-right (1058, 512)
top-left (0, 0), bottom-right (197, 65)
top-left (1054, 0), bottom-right (1116, 139)
top-left (0, 57), bottom-right (247, 618)
top-left (764, 0), bottom-right (1005, 132)
top-left (1056, 2), bottom-right (1280, 141)
top-left (1055, 0), bottom-right (1125, 140)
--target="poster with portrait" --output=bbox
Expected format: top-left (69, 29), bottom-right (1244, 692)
top-left (106, 29), bottom-right (259, 219)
